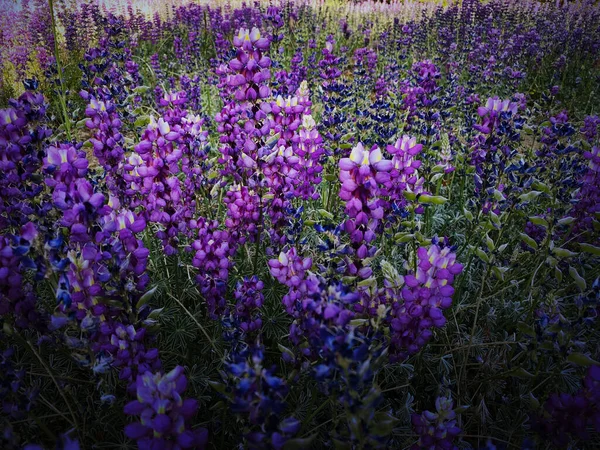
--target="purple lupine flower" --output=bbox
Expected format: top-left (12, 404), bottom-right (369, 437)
top-left (386, 242), bottom-right (463, 361)
top-left (0, 91), bottom-right (51, 228)
top-left (224, 185), bottom-right (260, 245)
top-left (411, 396), bottom-right (461, 449)
top-left (223, 345), bottom-right (298, 449)
top-left (268, 247), bottom-right (312, 288)
top-left (97, 323), bottom-right (161, 391)
top-left (339, 143), bottom-right (392, 234)
top-left (43, 144), bottom-right (89, 187)
top-left (474, 96), bottom-right (519, 135)
top-left (268, 247), bottom-right (317, 316)
top-left (532, 365), bottom-right (600, 446)
top-left (124, 366), bottom-right (208, 449)
top-left (0, 347), bottom-right (39, 420)
top-left (129, 107), bottom-right (191, 254)
top-left (338, 143), bottom-right (392, 278)
top-left (231, 276), bottom-right (264, 334)
top-left (191, 217), bottom-right (236, 317)
top-left (581, 115), bottom-right (600, 144)
top-left (215, 27), bottom-right (274, 183)
top-left (386, 135), bottom-right (425, 204)
top-left (572, 146), bottom-right (600, 234)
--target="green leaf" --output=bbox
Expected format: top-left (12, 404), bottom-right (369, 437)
top-left (395, 233), bottom-right (414, 243)
top-left (133, 85), bottom-right (151, 94)
top-left (529, 216), bottom-right (549, 228)
top-left (463, 208), bottom-right (474, 221)
top-left (284, 436), bottom-right (317, 450)
top-left (403, 191), bottom-right (417, 202)
top-left (209, 401), bottom-right (227, 411)
top-left (519, 233), bottom-right (538, 250)
top-left (517, 321), bottom-right (535, 336)
top-left (317, 209), bottom-right (334, 220)
top-left (567, 353), bottom-right (600, 367)
top-left (350, 318), bottom-right (369, 327)
top-left (430, 173), bottom-right (444, 183)
top-left (357, 277), bottom-right (376, 288)
top-left (580, 243), bottom-right (600, 256)
top-left (552, 247), bottom-right (577, 258)
top-left (148, 307), bottom-right (164, 320)
top-left (208, 380), bottom-right (227, 394)
top-left (333, 439), bottom-right (352, 450)
top-left (492, 266), bottom-right (508, 281)
top-left (554, 267), bottom-right (563, 282)
top-left (557, 217), bottom-right (575, 226)
top-left (454, 405), bottom-right (470, 413)
top-left (569, 266), bottom-right (586, 291)
top-left (529, 393), bottom-right (540, 409)
top-left (532, 181), bottom-right (550, 194)
top-left (489, 211), bottom-right (501, 226)
top-left (508, 367), bottom-right (535, 379)
top-left (265, 132), bottom-right (281, 148)
top-left (134, 115), bottom-right (150, 127)
top-left (476, 248), bottom-right (490, 264)
top-left (371, 412), bottom-right (399, 436)
top-left (278, 344), bottom-right (295, 359)
top-left (381, 260), bottom-right (402, 285)
top-left (519, 191), bottom-right (542, 203)
top-left (419, 194), bottom-right (447, 205)
top-left (493, 189), bottom-right (506, 202)
top-left (485, 234), bottom-right (495, 252)
top-left (136, 286), bottom-right (158, 310)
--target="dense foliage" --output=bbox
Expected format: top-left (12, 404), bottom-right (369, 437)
top-left (1, 0), bottom-right (600, 448)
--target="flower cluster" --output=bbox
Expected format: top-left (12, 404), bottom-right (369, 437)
top-left (223, 345), bottom-right (299, 449)
top-left (96, 323), bottom-right (161, 391)
top-left (191, 218), bottom-right (236, 317)
top-left (340, 144), bottom-right (391, 234)
top-left (387, 242), bottom-right (463, 361)
top-left (124, 366), bottom-right (208, 449)
top-left (231, 276), bottom-right (264, 335)
top-left (131, 115), bottom-right (187, 254)
top-left (386, 135), bottom-right (426, 211)
top-left (224, 185), bottom-right (261, 244)
top-left (469, 95), bottom-right (523, 213)
top-left (339, 143), bottom-right (392, 278)
top-left (0, 91), bottom-right (51, 228)
top-left (572, 146), bottom-right (600, 234)
top-left (0, 348), bottom-right (38, 420)
top-left (411, 397), bottom-right (461, 449)
top-left (532, 365), bottom-right (600, 447)
top-left (0, 224), bottom-right (46, 331)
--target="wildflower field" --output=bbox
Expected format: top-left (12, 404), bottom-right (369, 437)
top-left (1, 0), bottom-right (600, 448)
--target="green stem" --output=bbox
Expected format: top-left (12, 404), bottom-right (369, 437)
top-left (166, 292), bottom-right (223, 357)
top-left (326, 177), bottom-right (335, 212)
top-left (459, 263), bottom-right (492, 385)
top-left (301, 396), bottom-right (329, 433)
top-left (48, 0), bottom-right (72, 139)
top-left (23, 338), bottom-right (82, 443)
top-left (254, 198), bottom-right (263, 274)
